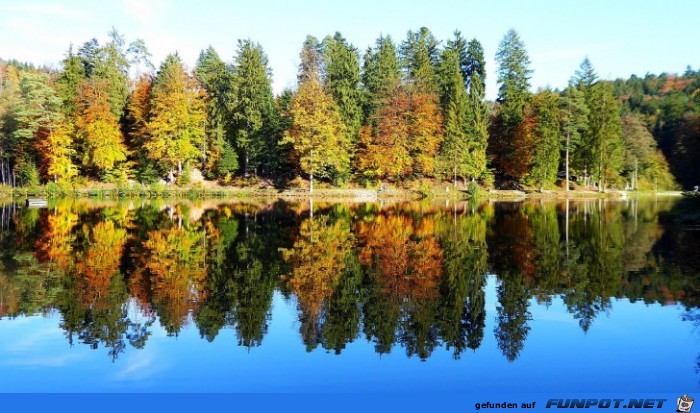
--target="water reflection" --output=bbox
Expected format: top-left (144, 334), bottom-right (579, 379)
top-left (0, 198), bottom-right (698, 363)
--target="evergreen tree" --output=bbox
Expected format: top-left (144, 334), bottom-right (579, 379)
top-left (465, 38), bottom-right (489, 183)
top-left (93, 29), bottom-right (130, 119)
top-left (489, 29), bottom-right (533, 182)
top-left (437, 43), bottom-right (470, 186)
top-left (587, 82), bottom-right (624, 191)
top-left (298, 36), bottom-right (322, 85)
top-left (13, 72), bottom-right (64, 185)
top-left (322, 32), bottom-right (362, 146)
top-left (231, 39), bottom-right (275, 176)
top-left (400, 27), bottom-right (439, 91)
top-left (361, 35), bottom-right (400, 123)
top-left (528, 89), bottom-right (561, 189)
top-left (194, 46), bottom-right (235, 178)
top-left (559, 85), bottom-right (589, 191)
top-left (55, 45), bottom-right (86, 117)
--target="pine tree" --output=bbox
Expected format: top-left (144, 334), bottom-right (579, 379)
top-left (465, 38), bottom-right (489, 183)
top-left (93, 29), bottom-right (130, 119)
top-left (55, 45), bottom-right (86, 117)
top-left (400, 27), bottom-right (439, 91)
top-left (361, 35), bottom-right (401, 123)
top-left (437, 43), bottom-right (469, 186)
top-left (13, 72), bottom-right (64, 185)
top-left (587, 82), bottom-right (624, 191)
top-left (489, 29), bottom-right (533, 182)
top-left (194, 46), bottom-right (235, 178)
top-left (528, 89), bottom-right (561, 190)
top-left (231, 40), bottom-right (275, 176)
top-left (298, 36), bottom-right (322, 85)
top-left (322, 32), bottom-right (362, 147)
top-left (559, 85), bottom-right (589, 191)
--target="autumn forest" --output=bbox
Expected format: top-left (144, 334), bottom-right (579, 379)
top-left (0, 28), bottom-right (698, 192)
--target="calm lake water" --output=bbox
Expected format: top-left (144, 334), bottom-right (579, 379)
top-left (0, 197), bottom-right (699, 392)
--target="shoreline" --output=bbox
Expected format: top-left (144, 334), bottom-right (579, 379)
top-left (0, 185), bottom-right (684, 202)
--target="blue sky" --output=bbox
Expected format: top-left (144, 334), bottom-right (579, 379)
top-left (1, 0), bottom-right (698, 99)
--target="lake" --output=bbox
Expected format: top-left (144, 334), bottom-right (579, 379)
top-left (0, 197), bottom-right (698, 393)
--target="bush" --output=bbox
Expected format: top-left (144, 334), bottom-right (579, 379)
top-left (467, 180), bottom-right (479, 196)
top-left (177, 164), bottom-right (192, 186)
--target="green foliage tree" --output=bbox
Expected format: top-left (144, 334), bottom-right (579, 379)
top-left (489, 29), bottom-right (533, 182)
top-left (14, 72), bottom-right (64, 186)
top-left (559, 85), bottom-right (589, 191)
top-left (361, 35), bottom-right (401, 123)
top-left (437, 42), bottom-right (470, 186)
top-left (322, 32), bottom-right (362, 147)
top-left (400, 27), bottom-right (439, 91)
top-left (194, 46), bottom-right (235, 178)
top-left (528, 89), bottom-right (561, 189)
top-left (587, 82), bottom-right (624, 191)
top-left (231, 40), bottom-right (275, 176)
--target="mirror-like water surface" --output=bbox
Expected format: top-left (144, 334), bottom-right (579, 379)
top-left (0, 198), bottom-right (698, 392)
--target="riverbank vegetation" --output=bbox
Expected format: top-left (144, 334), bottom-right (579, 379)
top-left (0, 28), bottom-right (696, 195)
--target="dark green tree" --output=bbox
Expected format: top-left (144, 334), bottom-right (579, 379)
top-left (194, 46), bottom-right (236, 178)
top-left (361, 35), bottom-right (401, 123)
top-left (559, 85), bottom-right (589, 191)
top-left (489, 29), bottom-right (533, 182)
top-left (322, 32), bottom-right (363, 147)
top-left (529, 89), bottom-right (561, 189)
top-left (231, 40), bottom-right (275, 177)
top-left (400, 27), bottom-right (439, 91)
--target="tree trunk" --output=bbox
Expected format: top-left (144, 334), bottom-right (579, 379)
top-left (565, 132), bottom-right (570, 192)
top-left (598, 151), bottom-right (603, 193)
top-left (309, 149), bottom-right (314, 194)
top-left (178, 160), bottom-right (182, 175)
top-left (453, 163), bottom-right (457, 189)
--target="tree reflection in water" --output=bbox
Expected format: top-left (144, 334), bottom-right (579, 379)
top-left (0, 197), bottom-right (696, 362)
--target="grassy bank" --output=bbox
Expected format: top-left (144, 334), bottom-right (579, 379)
top-left (1, 182), bottom-right (683, 202)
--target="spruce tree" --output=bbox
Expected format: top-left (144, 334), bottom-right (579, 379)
top-left (195, 46), bottom-right (235, 178)
top-left (322, 32), bottom-right (362, 146)
top-left (489, 29), bottom-right (533, 182)
top-left (361, 35), bottom-right (400, 123)
top-left (400, 27), bottom-right (439, 91)
top-left (231, 39), bottom-right (275, 177)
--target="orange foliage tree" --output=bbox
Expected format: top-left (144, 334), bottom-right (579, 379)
top-left (74, 220), bottom-right (128, 308)
top-left (357, 212), bottom-right (443, 298)
top-left (356, 84), bottom-right (443, 181)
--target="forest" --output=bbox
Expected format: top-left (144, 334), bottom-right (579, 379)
top-left (0, 27), bottom-right (697, 191)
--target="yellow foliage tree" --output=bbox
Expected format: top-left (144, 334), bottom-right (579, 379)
top-left (35, 122), bottom-right (78, 183)
top-left (280, 215), bottom-right (353, 320)
top-left (75, 79), bottom-right (129, 179)
top-left (282, 78), bottom-right (350, 191)
top-left (147, 54), bottom-right (206, 176)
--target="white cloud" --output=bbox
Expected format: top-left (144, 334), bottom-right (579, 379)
top-left (113, 348), bottom-right (161, 381)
